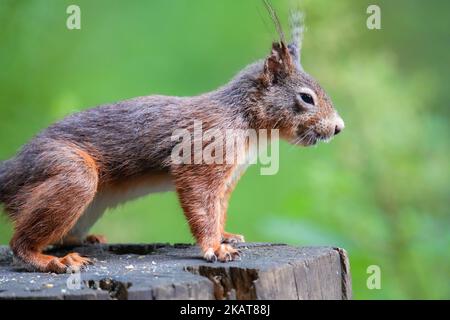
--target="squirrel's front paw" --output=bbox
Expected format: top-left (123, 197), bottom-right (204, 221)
top-left (221, 232), bottom-right (245, 244)
top-left (204, 244), bottom-right (241, 263)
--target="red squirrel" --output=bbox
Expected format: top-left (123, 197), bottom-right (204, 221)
top-left (0, 5), bottom-right (344, 273)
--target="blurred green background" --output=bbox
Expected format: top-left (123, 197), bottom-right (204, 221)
top-left (0, 0), bottom-right (449, 299)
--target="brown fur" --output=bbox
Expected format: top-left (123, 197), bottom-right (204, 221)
top-left (0, 9), bottom-right (344, 271)
top-left (8, 142), bottom-right (98, 271)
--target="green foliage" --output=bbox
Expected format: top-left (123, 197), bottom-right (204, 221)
top-left (0, 0), bottom-right (448, 299)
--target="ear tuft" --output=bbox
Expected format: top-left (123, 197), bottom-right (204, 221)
top-left (261, 42), bottom-right (294, 85)
top-left (288, 10), bottom-right (305, 71)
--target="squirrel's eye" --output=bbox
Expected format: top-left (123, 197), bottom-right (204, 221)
top-left (300, 93), bottom-right (315, 105)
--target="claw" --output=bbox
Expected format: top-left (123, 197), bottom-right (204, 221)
top-left (204, 248), bottom-right (217, 262)
top-left (221, 233), bottom-right (245, 244)
top-left (83, 256), bottom-right (93, 265)
top-left (58, 252), bottom-right (92, 272)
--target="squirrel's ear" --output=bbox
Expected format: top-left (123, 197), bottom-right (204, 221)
top-left (261, 42), bottom-right (294, 85)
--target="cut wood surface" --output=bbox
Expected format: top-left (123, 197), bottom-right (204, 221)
top-left (0, 243), bottom-right (351, 300)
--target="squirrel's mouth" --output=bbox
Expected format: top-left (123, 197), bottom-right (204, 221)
top-left (293, 129), bottom-right (331, 146)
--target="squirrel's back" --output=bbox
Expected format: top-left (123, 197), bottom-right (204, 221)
top-left (0, 96), bottom-right (172, 207)
top-left (0, 89), bottom-right (250, 209)
top-left (42, 96), bottom-right (181, 177)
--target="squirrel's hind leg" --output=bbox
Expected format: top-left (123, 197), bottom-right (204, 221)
top-left (10, 146), bottom-right (99, 273)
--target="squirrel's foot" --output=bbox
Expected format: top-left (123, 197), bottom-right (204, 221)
top-left (16, 251), bottom-right (92, 273)
top-left (55, 252), bottom-right (92, 272)
top-left (203, 244), bottom-right (241, 263)
top-left (221, 232), bottom-right (245, 244)
top-left (84, 234), bottom-right (107, 244)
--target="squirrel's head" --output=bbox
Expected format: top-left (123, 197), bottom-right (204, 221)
top-left (253, 6), bottom-right (344, 146)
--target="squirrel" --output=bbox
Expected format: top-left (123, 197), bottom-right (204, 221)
top-left (0, 4), bottom-right (344, 273)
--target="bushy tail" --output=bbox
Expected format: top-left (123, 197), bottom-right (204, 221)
top-left (0, 159), bottom-right (13, 205)
top-left (0, 157), bottom-right (23, 219)
top-left (0, 162), bottom-right (6, 204)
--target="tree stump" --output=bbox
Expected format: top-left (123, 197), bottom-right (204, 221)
top-left (0, 243), bottom-right (351, 300)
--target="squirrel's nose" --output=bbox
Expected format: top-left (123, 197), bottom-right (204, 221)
top-left (334, 116), bottom-right (345, 136)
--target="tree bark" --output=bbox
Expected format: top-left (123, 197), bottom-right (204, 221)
top-left (0, 243), bottom-right (351, 300)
